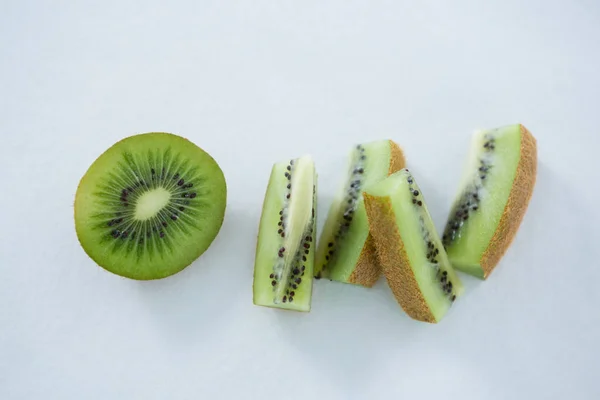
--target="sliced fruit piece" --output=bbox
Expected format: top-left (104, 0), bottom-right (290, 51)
top-left (442, 124), bottom-right (537, 279)
top-left (253, 156), bottom-right (317, 312)
top-left (363, 169), bottom-right (464, 323)
top-left (74, 132), bottom-right (227, 280)
top-left (315, 140), bottom-right (405, 287)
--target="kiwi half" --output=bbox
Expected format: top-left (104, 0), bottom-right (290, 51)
top-left (363, 169), bottom-right (464, 323)
top-left (74, 132), bottom-right (227, 280)
top-left (442, 124), bottom-right (537, 279)
top-left (314, 140), bottom-right (405, 287)
top-left (253, 156), bottom-right (317, 312)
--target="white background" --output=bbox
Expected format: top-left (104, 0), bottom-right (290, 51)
top-left (1, 1), bottom-right (599, 399)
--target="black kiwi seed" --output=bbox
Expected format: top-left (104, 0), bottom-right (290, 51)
top-left (295, 278), bottom-right (301, 284)
top-left (413, 190), bottom-right (419, 196)
top-left (417, 201), bottom-right (422, 206)
top-left (190, 193), bottom-right (197, 198)
top-left (290, 291), bottom-right (295, 297)
top-left (269, 273), bottom-right (274, 279)
top-left (283, 296), bottom-right (287, 303)
top-left (288, 297), bottom-right (294, 303)
top-left (293, 268), bottom-right (299, 275)
top-left (302, 255), bottom-right (306, 261)
top-left (177, 179), bottom-right (185, 186)
top-left (271, 280), bottom-right (276, 286)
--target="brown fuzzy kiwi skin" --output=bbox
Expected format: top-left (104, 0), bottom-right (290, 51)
top-left (346, 141), bottom-right (406, 287)
top-left (479, 124), bottom-right (537, 279)
top-left (363, 193), bottom-right (436, 323)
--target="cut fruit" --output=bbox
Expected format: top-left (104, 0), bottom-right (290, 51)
top-left (442, 124), bottom-right (537, 279)
top-left (74, 132), bottom-right (227, 280)
top-left (253, 155), bottom-right (317, 312)
top-left (363, 169), bottom-right (464, 323)
top-left (314, 140), bottom-right (405, 287)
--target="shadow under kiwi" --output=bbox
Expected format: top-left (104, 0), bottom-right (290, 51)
top-left (133, 204), bottom-right (257, 348)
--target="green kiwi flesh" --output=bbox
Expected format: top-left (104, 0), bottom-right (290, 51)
top-left (253, 156), bottom-right (317, 312)
top-left (364, 169), bottom-right (464, 323)
top-left (314, 140), bottom-right (404, 285)
top-left (74, 132), bottom-right (227, 280)
top-left (442, 124), bottom-right (536, 278)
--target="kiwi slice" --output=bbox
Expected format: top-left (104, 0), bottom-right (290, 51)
top-left (363, 169), bottom-right (464, 323)
top-left (253, 156), bottom-right (317, 312)
top-left (314, 140), bottom-right (405, 287)
top-left (441, 124), bottom-right (537, 279)
top-left (74, 132), bottom-right (227, 280)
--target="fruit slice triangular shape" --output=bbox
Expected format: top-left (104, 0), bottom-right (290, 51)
top-left (314, 140), bottom-right (405, 287)
top-left (441, 124), bottom-right (537, 279)
top-left (363, 169), bottom-right (464, 323)
top-left (253, 156), bottom-right (317, 312)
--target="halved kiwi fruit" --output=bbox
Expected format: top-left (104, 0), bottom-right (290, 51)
top-left (363, 169), bottom-right (464, 323)
top-left (442, 124), bottom-right (537, 279)
top-left (74, 132), bottom-right (227, 280)
top-left (253, 155), bottom-right (317, 312)
top-left (314, 140), bottom-right (405, 287)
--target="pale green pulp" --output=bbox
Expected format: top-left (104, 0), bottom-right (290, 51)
top-left (366, 169), bottom-right (464, 322)
top-left (444, 125), bottom-right (522, 277)
top-left (253, 158), bottom-right (316, 312)
top-left (315, 140), bottom-right (393, 283)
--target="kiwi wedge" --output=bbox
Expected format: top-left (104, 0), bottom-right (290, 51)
top-left (363, 169), bottom-right (464, 323)
top-left (74, 132), bottom-right (227, 280)
top-left (253, 156), bottom-right (317, 312)
top-left (442, 124), bottom-right (537, 279)
top-left (314, 140), bottom-right (405, 287)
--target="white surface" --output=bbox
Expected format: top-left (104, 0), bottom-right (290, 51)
top-left (1, 1), bottom-right (599, 399)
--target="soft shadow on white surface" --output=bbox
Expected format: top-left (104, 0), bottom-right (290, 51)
top-left (134, 205), bottom-right (257, 346)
